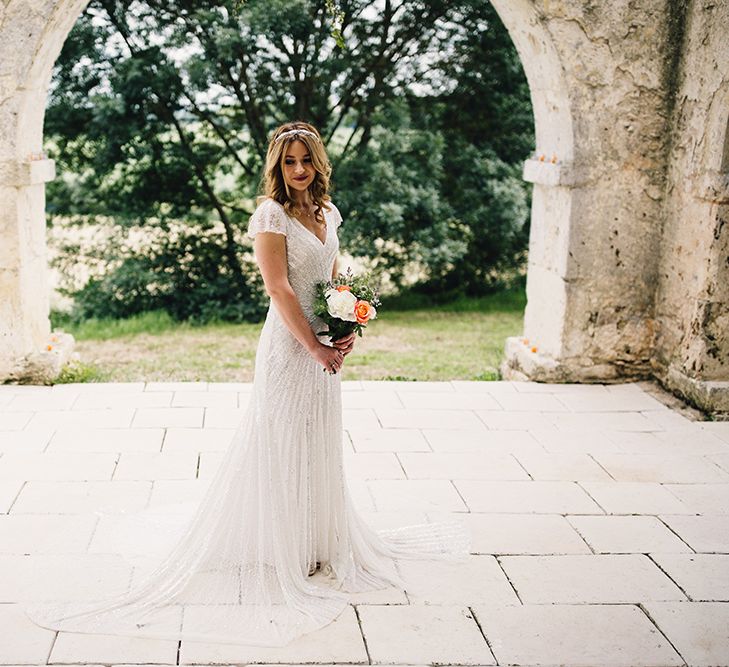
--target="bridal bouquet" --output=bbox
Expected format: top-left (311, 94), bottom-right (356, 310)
top-left (314, 266), bottom-right (381, 343)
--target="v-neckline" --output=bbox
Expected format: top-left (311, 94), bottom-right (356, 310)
top-left (288, 212), bottom-right (328, 247)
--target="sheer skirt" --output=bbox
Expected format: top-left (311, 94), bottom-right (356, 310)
top-left (22, 307), bottom-right (470, 646)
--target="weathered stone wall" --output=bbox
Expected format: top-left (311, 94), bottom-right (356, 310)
top-left (652, 0), bottom-right (729, 411)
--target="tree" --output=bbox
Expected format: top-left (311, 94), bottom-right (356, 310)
top-left (47, 0), bottom-right (533, 322)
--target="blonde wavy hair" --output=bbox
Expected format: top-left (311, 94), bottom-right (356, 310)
top-left (257, 121), bottom-right (333, 224)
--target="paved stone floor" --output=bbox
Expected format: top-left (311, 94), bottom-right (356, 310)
top-left (1, 379), bottom-right (728, 666)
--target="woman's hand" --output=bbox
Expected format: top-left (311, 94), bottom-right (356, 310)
top-left (331, 332), bottom-right (356, 357)
top-left (310, 341), bottom-right (345, 374)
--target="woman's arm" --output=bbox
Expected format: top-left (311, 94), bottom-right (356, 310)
top-left (331, 256), bottom-right (338, 281)
top-left (254, 232), bottom-right (322, 355)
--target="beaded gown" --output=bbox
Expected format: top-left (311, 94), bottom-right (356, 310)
top-left (22, 197), bottom-right (470, 646)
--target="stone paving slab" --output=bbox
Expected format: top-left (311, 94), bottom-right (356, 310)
top-left (471, 603), bottom-right (683, 666)
top-left (512, 450), bottom-right (614, 480)
top-left (652, 426), bottom-right (729, 450)
top-left (147, 479), bottom-right (211, 509)
top-left (642, 601), bottom-right (729, 666)
top-left (200, 407), bottom-right (246, 428)
top-left (1, 411), bottom-right (37, 429)
top-left (454, 479), bottom-right (604, 513)
top-left (659, 514), bottom-right (729, 552)
top-left (527, 426), bottom-right (621, 453)
top-left (50, 629), bottom-right (178, 664)
top-left (395, 554), bottom-right (519, 605)
top-left (341, 390), bottom-right (404, 410)
top-left (356, 605), bottom-right (496, 665)
top-left (662, 482), bottom-right (729, 514)
top-left (397, 390), bottom-right (503, 411)
top-left (347, 427), bottom-right (431, 452)
top-left (590, 452), bottom-right (729, 483)
top-left (0, 553), bottom-right (132, 602)
top-left (11, 480), bottom-right (152, 514)
top-left (0, 604), bottom-right (56, 665)
top-left (488, 391), bottom-right (572, 412)
top-left (578, 480), bottom-right (692, 514)
top-left (112, 451), bottom-right (199, 480)
top-left (27, 408), bottom-right (136, 429)
top-left (397, 451), bottom-right (530, 480)
top-left (170, 391), bottom-right (238, 408)
top-left (177, 606), bottom-right (367, 664)
top-left (72, 391), bottom-right (174, 410)
top-left (0, 379), bottom-right (727, 666)
top-left (499, 553), bottom-right (687, 603)
top-left (701, 421), bottom-right (729, 443)
top-left (0, 451), bottom-right (118, 482)
top-left (566, 515), bottom-right (693, 553)
top-left (131, 407), bottom-right (204, 428)
top-left (0, 513), bottom-right (98, 553)
top-left (161, 427), bottom-right (234, 451)
top-left (46, 427), bottom-right (164, 452)
top-left (343, 451), bottom-right (405, 479)
top-left (475, 409), bottom-right (556, 430)
top-left (711, 451), bottom-right (729, 473)
top-left (376, 407), bottom-right (488, 430)
top-left (650, 553), bottom-right (729, 601)
top-left (342, 407), bottom-right (381, 431)
top-left (457, 512), bottom-right (593, 554)
top-left (368, 479), bottom-right (468, 512)
top-left (0, 429), bottom-right (54, 452)
top-left (422, 427), bottom-right (547, 453)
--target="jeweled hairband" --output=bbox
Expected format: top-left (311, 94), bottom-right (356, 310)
top-left (273, 129), bottom-right (320, 144)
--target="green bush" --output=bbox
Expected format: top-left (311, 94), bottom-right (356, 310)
top-left (57, 227), bottom-right (269, 325)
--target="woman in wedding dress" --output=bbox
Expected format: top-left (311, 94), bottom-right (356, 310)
top-left (22, 121), bottom-right (469, 647)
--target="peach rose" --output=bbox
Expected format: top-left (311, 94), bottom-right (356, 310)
top-left (354, 299), bottom-right (376, 324)
top-left (336, 285), bottom-right (352, 292)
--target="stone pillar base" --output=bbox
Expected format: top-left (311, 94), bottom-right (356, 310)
top-left (2, 329), bottom-right (76, 384)
top-left (662, 365), bottom-right (729, 418)
top-left (500, 336), bottom-right (651, 383)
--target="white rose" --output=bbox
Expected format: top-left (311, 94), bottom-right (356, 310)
top-left (325, 288), bottom-right (358, 321)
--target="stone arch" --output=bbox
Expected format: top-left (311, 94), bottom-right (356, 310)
top-left (2, 1), bottom-right (726, 410)
top-left (1, 0), bottom-right (581, 382)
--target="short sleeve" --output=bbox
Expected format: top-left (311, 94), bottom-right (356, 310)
top-left (247, 198), bottom-right (288, 239)
top-left (326, 201), bottom-right (343, 229)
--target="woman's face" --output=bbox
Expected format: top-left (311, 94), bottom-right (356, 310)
top-left (282, 139), bottom-right (316, 193)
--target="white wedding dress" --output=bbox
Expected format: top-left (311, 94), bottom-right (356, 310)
top-left (22, 197), bottom-right (470, 646)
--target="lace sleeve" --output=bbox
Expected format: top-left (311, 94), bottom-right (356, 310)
top-left (326, 201), bottom-right (343, 229)
top-left (247, 199), bottom-right (288, 239)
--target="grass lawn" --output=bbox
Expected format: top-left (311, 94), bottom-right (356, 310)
top-left (51, 288), bottom-right (526, 383)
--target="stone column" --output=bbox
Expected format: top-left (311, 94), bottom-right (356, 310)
top-left (651, 1), bottom-right (729, 414)
top-left (0, 158), bottom-right (52, 374)
top-left (500, 1), bottom-right (687, 384)
top-left (0, 0), bottom-right (83, 382)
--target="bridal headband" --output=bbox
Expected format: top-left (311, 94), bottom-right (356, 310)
top-left (273, 128), bottom-right (321, 144)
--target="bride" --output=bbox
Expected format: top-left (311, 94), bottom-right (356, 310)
top-left (22, 121), bottom-right (470, 647)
